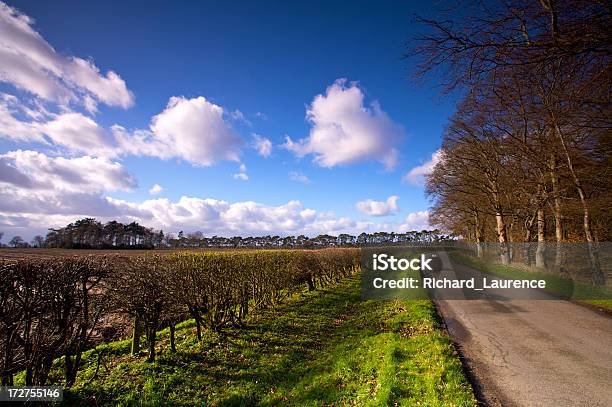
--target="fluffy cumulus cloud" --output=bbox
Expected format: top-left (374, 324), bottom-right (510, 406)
top-left (355, 195), bottom-right (400, 216)
top-left (283, 79), bottom-right (402, 168)
top-left (402, 149), bottom-right (443, 185)
top-left (149, 96), bottom-right (242, 165)
top-left (148, 184), bottom-right (163, 195)
top-left (251, 133), bottom-right (272, 157)
top-left (0, 2), bottom-right (134, 110)
top-left (115, 96), bottom-right (243, 166)
top-left (398, 210), bottom-right (430, 231)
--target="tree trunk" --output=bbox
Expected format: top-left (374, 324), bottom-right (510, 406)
top-left (169, 323), bottom-right (176, 353)
top-left (524, 227), bottom-right (532, 267)
top-left (554, 124), bottom-right (604, 284)
top-left (147, 325), bottom-right (156, 362)
top-left (306, 275), bottom-right (316, 291)
top-left (240, 286), bottom-right (249, 321)
top-left (507, 218), bottom-right (515, 262)
top-left (2, 330), bottom-right (15, 385)
top-left (131, 316), bottom-right (141, 355)
top-left (194, 313), bottom-right (202, 341)
top-left (536, 208), bottom-right (546, 269)
top-left (64, 350), bottom-right (74, 387)
top-left (494, 205), bottom-right (509, 264)
top-left (64, 350), bottom-right (81, 387)
top-left (475, 211), bottom-right (484, 258)
top-left (25, 366), bottom-right (33, 386)
top-left (550, 155), bottom-right (564, 271)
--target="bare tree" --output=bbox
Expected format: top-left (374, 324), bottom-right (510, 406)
top-left (108, 256), bottom-right (177, 362)
top-left (8, 236), bottom-right (23, 248)
top-left (30, 235), bottom-right (44, 248)
top-left (412, 0), bottom-right (611, 281)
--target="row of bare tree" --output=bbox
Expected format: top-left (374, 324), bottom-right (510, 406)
top-left (412, 0), bottom-right (610, 281)
top-left (0, 249), bottom-right (360, 387)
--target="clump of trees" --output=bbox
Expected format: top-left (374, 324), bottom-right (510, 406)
top-left (412, 0), bottom-right (611, 281)
top-left (0, 248), bottom-right (360, 385)
top-left (0, 234), bottom-right (44, 248)
top-left (44, 219), bottom-right (162, 249)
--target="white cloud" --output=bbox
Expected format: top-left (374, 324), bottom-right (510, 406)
top-left (111, 125), bottom-right (168, 158)
top-left (0, 150), bottom-right (136, 193)
top-left (149, 184), bottom-right (163, 195)
top-left (0, 94), bottom-right (46, 142)
top-left (115, 96), bottom-right (243, 166)
top-left (0, 95), bottom-right (117, 156)
top-left (283, 79), bottom-right (402, 168)
top-left (42, 112), bottom-right (115, 156)
top-left (1, 63), bottom-right (249, 168)
top-left (251, 133), bottom-right (272, 157)
top-left (0, 150), bottom-right (141, 234)
top-left (355, 195), bottom-right (400, 216)
top-left (83, 94), bottom-right (98, 114)
top-left (0, 175), bottom-right (433, 239)
top-left (0, 2), bottom-right (134, 109)
top-left (0, 194), bottom-right (352, 238)
top-left (402, 149), bottom-right (443, 185)
top-left (2, 92), bottom-right (245, 165)
top-left (289, 171), bottom-right (310, 184)
top-left (230, 109), bottom-right (251, 126)
top-left (233, 163), bottom-right (249, 181)
top-left (126, 198), bottom-right (390, 237)
top-left (398, 210), bottom-right (430, 231)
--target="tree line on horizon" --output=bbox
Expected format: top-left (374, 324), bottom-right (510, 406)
top-left (412, 0), bottom-right (611, 280)
top-left (0, 218), bottom-right (451, 249)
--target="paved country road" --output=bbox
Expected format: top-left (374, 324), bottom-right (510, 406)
top-left (435, 259), bottom-right (612, 407)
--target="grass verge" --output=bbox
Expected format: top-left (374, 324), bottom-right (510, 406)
top-left (49, 275), bottom-right (475, 406)
top-left (451, 252), bottom-right (612, 312)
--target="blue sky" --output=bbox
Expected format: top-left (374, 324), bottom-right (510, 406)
top-left (0, 0), bottom-right (457, 240)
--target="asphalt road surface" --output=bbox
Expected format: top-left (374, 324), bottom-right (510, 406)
top-left (435, 255), bottom-right (612, 407)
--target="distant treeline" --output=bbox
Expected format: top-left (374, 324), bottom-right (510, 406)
top-left (4, 218), bottom-right (451, 249)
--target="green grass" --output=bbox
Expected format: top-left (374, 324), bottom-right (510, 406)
top-left (55, 275), bottom-right (475, 406)
top-left (451, 252), bottom-right (612, 312)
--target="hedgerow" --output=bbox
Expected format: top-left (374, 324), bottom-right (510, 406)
top-left (0, 248), bottom-right (359, 386)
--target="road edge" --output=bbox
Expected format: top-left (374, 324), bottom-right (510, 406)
top-left (432, 300), bottom-right (490, 407)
